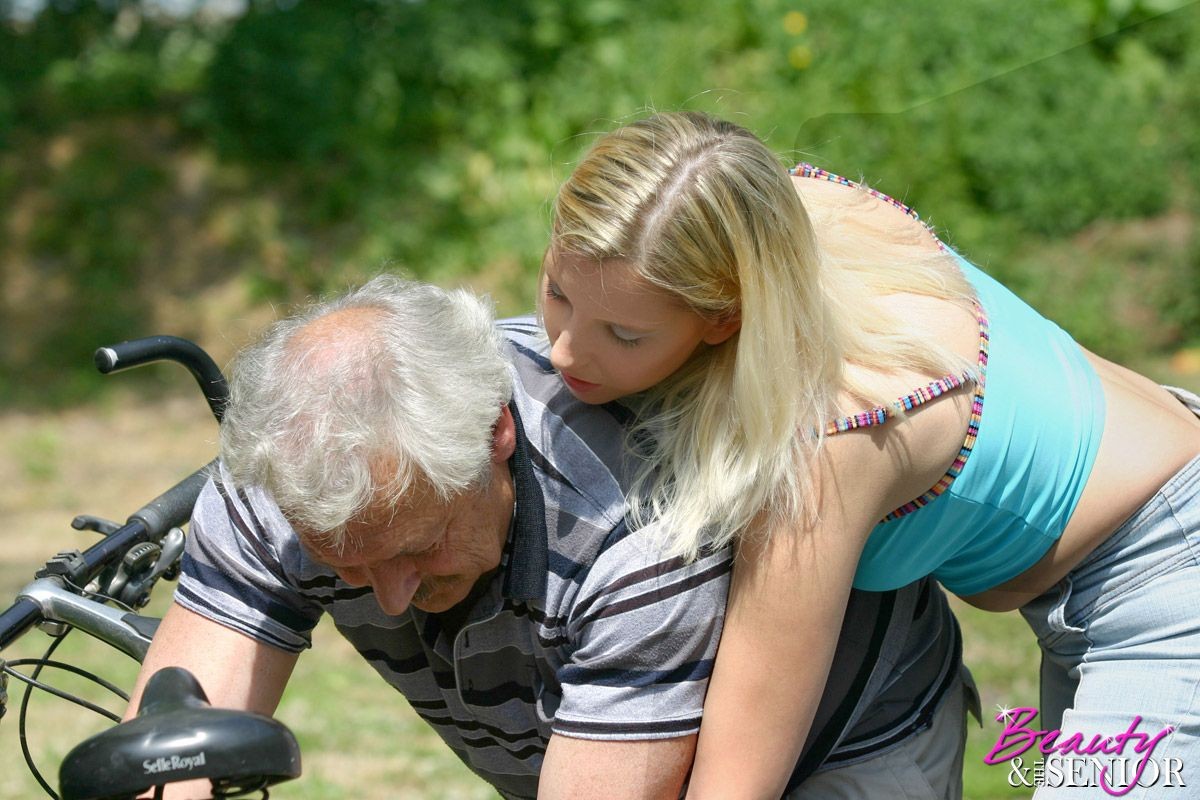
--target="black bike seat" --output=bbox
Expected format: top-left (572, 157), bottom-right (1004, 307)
top-left (59, 666), bottom-right (301, 800)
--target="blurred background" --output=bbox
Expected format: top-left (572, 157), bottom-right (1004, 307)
top-left (1, 1), bottom-right (1197, 797)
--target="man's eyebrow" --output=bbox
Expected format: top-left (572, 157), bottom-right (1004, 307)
top-left (296, 537), bottom-right (338, 564)
top-left (297, 530), bottom-right (362, 561)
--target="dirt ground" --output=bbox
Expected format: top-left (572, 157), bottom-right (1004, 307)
top-left (0, 393), bottom-right (218, 591)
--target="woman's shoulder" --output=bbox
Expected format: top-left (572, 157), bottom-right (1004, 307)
top-left (789, 170), bottom-right (945, 257)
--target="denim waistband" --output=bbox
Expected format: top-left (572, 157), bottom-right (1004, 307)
top-left (1071, 452), bottom-right (1200, 583)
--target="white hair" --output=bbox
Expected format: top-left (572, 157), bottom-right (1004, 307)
top-left (219, 274), bottom-right (512, 544)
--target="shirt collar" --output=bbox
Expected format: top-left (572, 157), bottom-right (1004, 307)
top-left (501, 400), bottom-right (548, 603)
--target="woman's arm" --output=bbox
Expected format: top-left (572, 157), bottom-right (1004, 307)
top-left (540, 734), bottom-right (696, 799)
top-left (685, 432), bottom-right (897, 799)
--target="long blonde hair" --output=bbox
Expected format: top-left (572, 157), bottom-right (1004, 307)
top-left (551, 111), bottom-right (977, 558)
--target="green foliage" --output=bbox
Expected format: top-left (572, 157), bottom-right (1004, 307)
top-left (0, 0), bottom-right (1197, 407)
top-left (204, 0), bottom-right (373, 163)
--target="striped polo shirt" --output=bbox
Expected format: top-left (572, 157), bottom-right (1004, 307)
top-left (175, 317), bottom-right (732, 799)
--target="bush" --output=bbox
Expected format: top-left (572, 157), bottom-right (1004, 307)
top-left (0, 0), bottom-right (1196, 405)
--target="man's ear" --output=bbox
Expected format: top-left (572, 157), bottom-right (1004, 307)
top-left (702, 313), bottom-right (741, 346)
top-left (492, 404), bottom-right (517, 462)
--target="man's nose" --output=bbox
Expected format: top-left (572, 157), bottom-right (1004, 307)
top-left (368, 561), bottom-right (422, 616)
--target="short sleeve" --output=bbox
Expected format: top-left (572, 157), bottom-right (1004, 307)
top-left (175, 470), bottom-right (324, 653)
top-left (551, 532), bottom-right (731, 741)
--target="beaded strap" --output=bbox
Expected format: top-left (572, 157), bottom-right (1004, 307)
top-left (826, 368), bottom-right (972, 435)
top-left (825, 301), bottom-right (989, 430)
top-left (884, 382), bottom-right (985, 520)
top-left (830, 306), bottom-right (990, 522)
top-left (790, 162), bottom-right (946, 251)
top-left (796, 162), bottom-right (990, 521)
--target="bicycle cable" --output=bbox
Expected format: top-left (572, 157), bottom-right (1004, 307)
top-left (63, 577), bottom-right (140, 614)
top-left (18, 632), bottom-right (68, 799)
top-left (3, 659), bottom-right (129, 711)
top-left (213, 785), bottom-right (272, 799)
top-left (10, 626), bottom-right (134, 799)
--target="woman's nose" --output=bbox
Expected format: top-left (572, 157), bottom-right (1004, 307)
top-left (550, 327), bottom-right (582, 372)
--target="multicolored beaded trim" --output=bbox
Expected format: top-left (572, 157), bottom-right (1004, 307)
top-left (825, 303), bottom-right (988, 430)
top-left (790, 162), bottom-right (945, 250)
top-left (793, 162), bottom-right (990, 521)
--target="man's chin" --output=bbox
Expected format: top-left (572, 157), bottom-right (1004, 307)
top-left (412, 597), bottom-right (456, 613)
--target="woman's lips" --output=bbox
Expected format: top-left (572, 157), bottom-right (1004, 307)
top-left (560, 372), bottom-right (600, 394)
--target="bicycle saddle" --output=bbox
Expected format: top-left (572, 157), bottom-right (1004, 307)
top-left (59, 667), bottom-right (301, 800)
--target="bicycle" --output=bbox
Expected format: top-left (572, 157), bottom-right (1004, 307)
top-left (0, 337), bottom-right (300, 800)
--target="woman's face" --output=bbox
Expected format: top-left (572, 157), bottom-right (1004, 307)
top-left (541, 250), bottom-right (739, 405)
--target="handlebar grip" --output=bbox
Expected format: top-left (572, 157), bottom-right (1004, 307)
top-left (94, 336), bottom-right (228, 423)
top-left (0, 598), bottom-right (42, 651)
top-left (127, 462), bottom-right (216, 539)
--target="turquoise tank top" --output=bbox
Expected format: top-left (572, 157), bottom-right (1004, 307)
top-left (848, 256), bottom-right (1106, 594)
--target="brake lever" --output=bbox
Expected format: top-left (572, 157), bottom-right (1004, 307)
top-left (106, 543), bottom-right (160, 606)
top-left (113, 527), bottom-right (186, 607)
top-left (71, 516), bottom-right (121, 537)
top-left (148, 527), bottom-right (185, 582)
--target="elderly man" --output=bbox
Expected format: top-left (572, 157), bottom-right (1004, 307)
top-left (131, 275), bottom-right (973, 799)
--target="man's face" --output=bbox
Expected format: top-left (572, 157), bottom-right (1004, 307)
top-left (301, 472), bottom-right (513, 615)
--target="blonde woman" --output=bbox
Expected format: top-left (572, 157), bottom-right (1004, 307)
top-left (540, 111), bottom-right (1200, 798)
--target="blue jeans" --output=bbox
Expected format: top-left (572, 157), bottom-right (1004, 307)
top-left (1020, 446), bottom-right (1200, 798)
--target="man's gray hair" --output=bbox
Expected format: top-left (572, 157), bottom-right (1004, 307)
top-left (219, 274), bottom-right (513, 540)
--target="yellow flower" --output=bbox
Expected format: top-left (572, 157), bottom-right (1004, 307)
top-left (783, 11), bottom-right (808, 35)
top-left (789, 44), bottom-right (813, 70)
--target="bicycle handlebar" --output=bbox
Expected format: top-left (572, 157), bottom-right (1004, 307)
top-left (2, 333), bottom-right (304, 798)
top-left (94, 336), bottom-right (228, 423)
top-left (0, 599), bottom-right (40, 652)
top-left (128, 464), bottom-right (213, 541)
top-left (1, 334), bottom-right (222, 651)
top-left (82, 463), bottom-right (214, 578)
top-left (0, 461), bottom-right (214, 652)
top-left (0, 332), bottom-right (226, 648)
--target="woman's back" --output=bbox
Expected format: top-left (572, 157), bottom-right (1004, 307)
top-left (975, 350), bottom-right (1200, 608)
top-left (796, 171), bottom-right (1200, 608)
